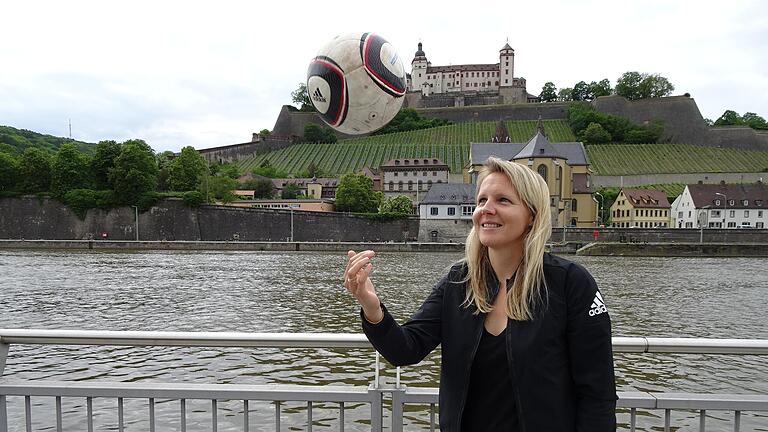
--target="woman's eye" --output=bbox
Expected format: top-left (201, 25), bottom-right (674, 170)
top-left (477, 198), bottom-right (487, 204)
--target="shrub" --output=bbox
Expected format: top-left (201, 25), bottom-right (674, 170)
top-left (182, 191), bottom-right (205, 207)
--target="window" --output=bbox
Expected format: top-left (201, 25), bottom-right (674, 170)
top-left (430, 207), bottom-right (439, 216)
top-left (711, 210), bottom-right (721, 217)
top-left (759, 210), bottom-right (764, 218)
top-left (678, 211), bottom-right (683, 218)
top-left (744, 210), bottom-right (749, 217)
top-left (572, 200), bottom-right (577, 211)
top-left (394, 172), bottom-right (398, 177)
top-left (537, 164), bottom-right (548, 182)
top-left (714, 199), bottom-right (721, 206)
top-left (757, 222), bottom-right (765, 228)
top-left (398, 181), bottom-right (403, 190)
top-left (729, 210), bottom-right (735, 218)
top-left (448, 207), bottom-right (456, 216)
top-left (408, 181), bottom-right (413, 191)
top-left (742, 199), bottom-right (749, 206)
top-left (505, 79), bottom-right (508, 84)
top-left (461, 205), bottom-right (475, 216)
top-left (388, 181), bottom-right (394, 191)
top-left (727, 222), bottom-right (737, 228)
top-left (432, 172), bottom-right (437, 176)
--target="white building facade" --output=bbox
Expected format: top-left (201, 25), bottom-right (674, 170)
top-left (670, 183), bottom-right (767, 228)
top-left (418, 183), bottom-right (476, 220)
top-left (409, 42), bottom-right (529, 99)
top-left (381, 158), bottom-right (450, 196)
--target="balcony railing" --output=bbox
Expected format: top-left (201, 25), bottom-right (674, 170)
top-left (1, 330), bottom-right (767, 432)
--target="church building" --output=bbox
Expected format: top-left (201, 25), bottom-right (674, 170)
top-left (468, 120), bottom-right (597, 227)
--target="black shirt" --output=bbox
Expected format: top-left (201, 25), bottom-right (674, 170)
top-left (461, 326), bottom-right (518, 431)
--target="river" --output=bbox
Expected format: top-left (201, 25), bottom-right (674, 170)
top-left (0, 250), bottom-right (766, 431)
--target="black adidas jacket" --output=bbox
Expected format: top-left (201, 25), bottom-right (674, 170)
top-left (361, 253), bottom-right (617, 431)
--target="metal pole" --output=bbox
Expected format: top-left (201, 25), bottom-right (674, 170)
top-left (132, 206), bottom-right (139, 241)
top-left (290, 208), bottom-right (294, 242)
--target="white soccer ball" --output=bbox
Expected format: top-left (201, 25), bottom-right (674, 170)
top-left (307, 32), bottom-right (406, 135)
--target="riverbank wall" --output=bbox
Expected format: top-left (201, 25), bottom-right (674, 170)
top-left (0, 197), bottom-right (419, 243)
top-left (577, 242), bottom-right (768, 257)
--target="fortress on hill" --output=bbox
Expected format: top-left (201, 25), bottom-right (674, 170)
top-left (196, 40), bottom-right (768, 164)
top-left (404, 41), bottom-right (540, 108)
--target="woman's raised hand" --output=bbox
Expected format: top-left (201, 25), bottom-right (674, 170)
top-left (343, 250), bottom-right (383, 323)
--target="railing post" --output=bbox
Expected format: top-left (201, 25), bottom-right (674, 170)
top-left (368, 384), bottom-right (383, 432)
top-left (0, 395), bottom-right (6, 432)
top-left (390, 385), bottom-right (406, 432)
top-left (0, 343), bottom-right (9, 375)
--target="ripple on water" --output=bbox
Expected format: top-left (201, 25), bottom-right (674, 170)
top-left (1, 251), bottom-right (766, 431)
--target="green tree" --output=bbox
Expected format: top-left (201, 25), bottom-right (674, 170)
top-left (90, 140), bottom-right (122, 190)
top-left (615, 71), bottom-right (644, 100)
top-left (206, 176), bottom-right (237, 203)
top-left (0, 152), bottom-right (20, 192)
top-left (0, 143), bottom-right (18, 156)
top-left (110, 140), bottom-right (159, 204)
top-left (572, 81), bottom-right (592, 102)
top-left (539, 82), bottom-right (558, 102)
top-left (169, 146), bottom-right (207, 191)
top-left (616, 72), bottom-right (674, 100)
top-left (589, 79), bottom-right (612, 98)
top-left (557, 88), bottom-right (573, 102)
top-left (335, 173), bottom-right (380, 213)
top-left (380, 195), bottom-right (413, 215)
top-left (580, 122), bottom-right (612, 144)
top-left (306, 161), bottom-right (323, 178)
top-left (155, 150), bottom-right (176, 192)
top-left (216, 163), bottom-right (241, 179)
top-left (259, 129), bottom-right (271, 137)
top-left (291, 83), bottom-right (314, 111)
top-left (18, 147), bottom-right (52, 193)
top-left (252, 179), bottom-right (276, 198)
top-left (714, 110), bottom-right (743, 126)
top-left (743, 112), bottom-right (768, 130)
top-left (51, 143), bottom-right (91, 196)
top-left (373, 108), bottom-right (452, 135)
top-left (304, 124), bottom-right (337, 143)
top-left (281, 183), bottom-right (301, 199)
top-left (638, 74), bottom-right (674, 98)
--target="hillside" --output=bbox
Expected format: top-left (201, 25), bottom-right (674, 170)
top-left (238, 120), bottom-right (576, 175)
top-left (586, 144), bottom-right (768, 175)
top-left (0, 125), bottom-right (95, 154)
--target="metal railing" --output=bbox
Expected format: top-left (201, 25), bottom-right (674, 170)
top-left (1, 329), bottom-right (767, 432)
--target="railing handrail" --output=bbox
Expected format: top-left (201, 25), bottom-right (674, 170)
top-left (1, 329), bottom-right (768, 354)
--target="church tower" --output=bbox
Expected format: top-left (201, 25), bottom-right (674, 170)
top-left (410, 42), bottom-right (429, 92)
top-left (499, 42), bottom-right (515, 88)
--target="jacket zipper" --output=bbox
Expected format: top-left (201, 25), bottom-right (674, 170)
top-left (457, 315), bottom-right (484, 427)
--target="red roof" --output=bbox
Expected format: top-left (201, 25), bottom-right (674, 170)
top-left (621, 189), bottom-right (671, 208)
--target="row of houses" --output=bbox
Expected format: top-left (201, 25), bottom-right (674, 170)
top-left (223, 120), bottom-right (767, 229)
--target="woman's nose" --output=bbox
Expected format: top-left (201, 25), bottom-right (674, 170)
top-left (481, 202), bottom-right (496, 214)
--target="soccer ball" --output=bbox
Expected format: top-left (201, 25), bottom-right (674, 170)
top-left (307, 32), bottom-right (406, 135)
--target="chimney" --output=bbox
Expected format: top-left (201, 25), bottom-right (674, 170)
top-left (252, 133), bottom-right (260, 142)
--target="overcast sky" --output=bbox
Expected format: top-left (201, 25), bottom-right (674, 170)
top-left (1, 0), bottom-right (766, 153)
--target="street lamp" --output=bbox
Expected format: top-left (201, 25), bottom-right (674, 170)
top-left (698, 205), bottom-right (710, 243)
top-left (594, 192), bottom-right (604, 227)
top-left (715, 192), bottom-right (727, 228)
top-left (131, 206), bottom-right (139, 241)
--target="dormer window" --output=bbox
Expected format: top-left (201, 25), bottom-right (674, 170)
top-left (756, 200), bottom-right (764, 206)
top-left (539, 148), bottom-right (545, 154)
top-left (714, 199), bottom-right (721, 206)
top-left (414, 160), bottom-right (419, 165)
top-left (404, 160), bottom-right (410, 165)
top-left (395, 160), bottom-right (400, 166)
top-left (742, 199), bottom-right (749, 206)
top-left (729, 199), bottom-right (735, 206)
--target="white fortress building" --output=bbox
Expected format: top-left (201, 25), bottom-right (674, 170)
top-left (407, 41), bottom-right (538, 106)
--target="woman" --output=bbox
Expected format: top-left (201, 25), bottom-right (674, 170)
top-left (343, 157), bottom-right (617, 431)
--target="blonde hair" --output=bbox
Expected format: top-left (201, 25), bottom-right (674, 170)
top-left (462, 157), bottom-right (552, 321)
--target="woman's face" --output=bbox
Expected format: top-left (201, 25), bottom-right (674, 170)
top-left (472, 172), bottom-right (534, 252)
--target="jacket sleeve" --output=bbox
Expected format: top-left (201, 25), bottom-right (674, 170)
top-left (360, 273), bottom-right (447, 366)
top-left (564, 263), bottom-right (618, 432)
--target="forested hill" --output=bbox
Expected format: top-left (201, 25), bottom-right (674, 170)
top-left (0, 125), bottom-right (95, 154)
